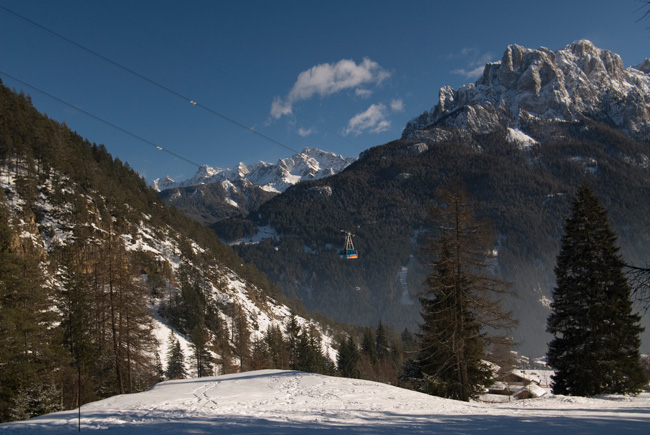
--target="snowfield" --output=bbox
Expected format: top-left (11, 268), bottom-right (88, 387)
top-left (1, 370), bottom-right (649, 434)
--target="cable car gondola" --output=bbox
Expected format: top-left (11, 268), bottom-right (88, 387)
top-left (339, 230), bottom-right (358, 259)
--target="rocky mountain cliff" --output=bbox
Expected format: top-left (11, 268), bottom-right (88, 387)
top-left (203, 41), bottom-right (650, 358)
top-left (155, 148), bottom-right (356, 225)
top-left (404, 40), bottom-right (650, 142)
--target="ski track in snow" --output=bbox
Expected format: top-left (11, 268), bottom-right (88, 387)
top-left (1, 370), bottom-right (650, 434)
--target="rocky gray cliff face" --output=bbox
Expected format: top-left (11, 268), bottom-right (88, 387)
top-left (403, 40), bottom-right (650, 141)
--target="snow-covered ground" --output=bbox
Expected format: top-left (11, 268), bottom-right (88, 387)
top-left (2, 370), bottom-right (649, 434)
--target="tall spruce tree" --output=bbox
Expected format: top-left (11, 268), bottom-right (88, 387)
top-left (413, 185), bottom-right (516, 401)
top-left (375, 321), bottom-right (390, 362)
top-left (165, 334), bottom-right (186, 380)
top-left (285, 314), bottom-right (302, 370)
top-left (547, 183), bottom-right (646, 396)
top-left (337, 335), bottom-right (360, 378)
top-left (265, 324), bottom-right (289, 369)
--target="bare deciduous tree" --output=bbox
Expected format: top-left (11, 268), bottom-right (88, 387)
top-left (412, 184), bottom-right (517, 401)
top-left (626, 265), bottom-right (650, 313)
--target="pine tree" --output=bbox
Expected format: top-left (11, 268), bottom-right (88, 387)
top-left (375, 321), bottom-right (390, 362)
top-left (250, 336), bottom-right (271, 370)
top-left (154, 353), bottom-right (164, 379)
top-left (413, 185), bottom-right (516, 401)
top-left (360, 328), bottom-right (377, 365)
top-left (230, 303), bottom-right (251, 370)
top-left (547, 183), bottom-right (647, 396)
top-left (165, 334), bottom-right (186, 380)
top-left (8, 383), bottom-right (62, 421)
top-left (265, 325), bottom-right (289, 369)
top-left (337, 335), bottom-right (360, 378)
top-left (285, 314), bottom-right (302, 370)
top-left (191, 325), bottom-right (213, 377)
top-left (0, 194), bottom-right (64, 421)
top-left (295, 324), bottom-right (328, 374)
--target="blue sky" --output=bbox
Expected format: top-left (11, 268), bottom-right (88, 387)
top-left (1, 0), bottom-right (648, 182)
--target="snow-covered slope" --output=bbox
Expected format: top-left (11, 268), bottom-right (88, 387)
top-left (2, 370), bottom-right (649, 434)
top-left (0, 162), bottom-right (339, 377)
top-left (403, 40), bottom-right (650, 141)
top-left (153, 148), bottom-right (356, 194)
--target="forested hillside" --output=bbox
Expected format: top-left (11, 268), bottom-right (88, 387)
top-left (152, 41), bottom-right (650, 358)
top-left (0, 81), bottom-right (353, 422)
top-left (214, 120), bottom-right (650, 357)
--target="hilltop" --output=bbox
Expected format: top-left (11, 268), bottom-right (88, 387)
top-left (2, 370), bottom-right (650, 434)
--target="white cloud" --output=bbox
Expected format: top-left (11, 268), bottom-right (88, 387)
top-left (390, 98), bottom-right (404, 112)
top-left (270, 97), bottom-right (293, 119)
top-left (459, 47), bottom-right (479, 57)
top-left (450, 49), bottom-right (494, 80)
top-left (270, 58), bottom-right (390, 119)
top-left (297, 127), bottom-right (315, 137)
top-left (451, 65), bottom-right (486, 80)
top-left (344, 103), bottom-right (390, 136)
top-left (355, 88), bottom-right (373, 98)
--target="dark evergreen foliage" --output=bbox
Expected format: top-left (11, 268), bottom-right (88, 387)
top-left (0, 189), bottom-right (64, 420)
top-left (375, 321), bottom-right (390, 362)
top-left (361, 328), bottom-right (378, 365)
top-left (0, 81), bottom-right (322, 422)
top-left (410, 185), bottom-right (516, 401)
top-left (191, 325), bottom-right (214, 377)
top-left (285, 315), bottom-right (302, 370)
top-left (295, 325), bottom-right (328, 373)
top-left (165, 335), bottom-right (186, 380)
top-left (206, 118), bottom-right (650, 358)
top-left (547, 183), bottom-right (647, 396)
top-left (337, 336), bottom-right (361, 379)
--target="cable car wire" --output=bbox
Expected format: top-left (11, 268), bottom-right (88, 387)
top-left (0, 70), bottom-right (203, 168)
top-left (0, 4), bottom-right (300, 156)
top-left (86, 2), bottom-right (362, 153)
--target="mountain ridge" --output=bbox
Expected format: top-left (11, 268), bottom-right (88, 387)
top-left (153, 147), bottom-right (356, 194)
top-left (403, 40), bottom-right (650, 142)
top-left (199, 41), bottom-right (650, 357)
top-left (154, 148), bottom-right (356, 225)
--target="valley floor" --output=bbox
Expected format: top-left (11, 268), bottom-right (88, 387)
top-left (1, 370), bottom-right (649, 434)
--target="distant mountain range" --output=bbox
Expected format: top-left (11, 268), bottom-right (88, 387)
top-left (158, 41), bottom-right (650, 357)
top-left (154, 148), bottom-right (356, 225)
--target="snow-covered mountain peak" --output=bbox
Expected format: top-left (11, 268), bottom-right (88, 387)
top-left (637, 59), bottom-right (650, 74)
top-left (403, 40), bottom-right (650, 142)
top-left (235, 161), bottom-right (250, 178)
top-left (193, 164), bottom-right (221, 182)
top-left (152, 148), bottom-right (356, 194)
top-left (152, 175), bottom-right (176, 192)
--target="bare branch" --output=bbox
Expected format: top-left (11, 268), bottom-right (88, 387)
top-left (625, 264), bottom-right (650, 313)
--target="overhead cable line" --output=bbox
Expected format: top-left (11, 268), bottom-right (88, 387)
top-left (0, 70), bottom-right (203, 168)
top-left (92, 2), bottom-right (277, 104)
top-left (0, 4), bottom-right (300, 156)
top-left (90, 2), bottom-right (362, 152)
